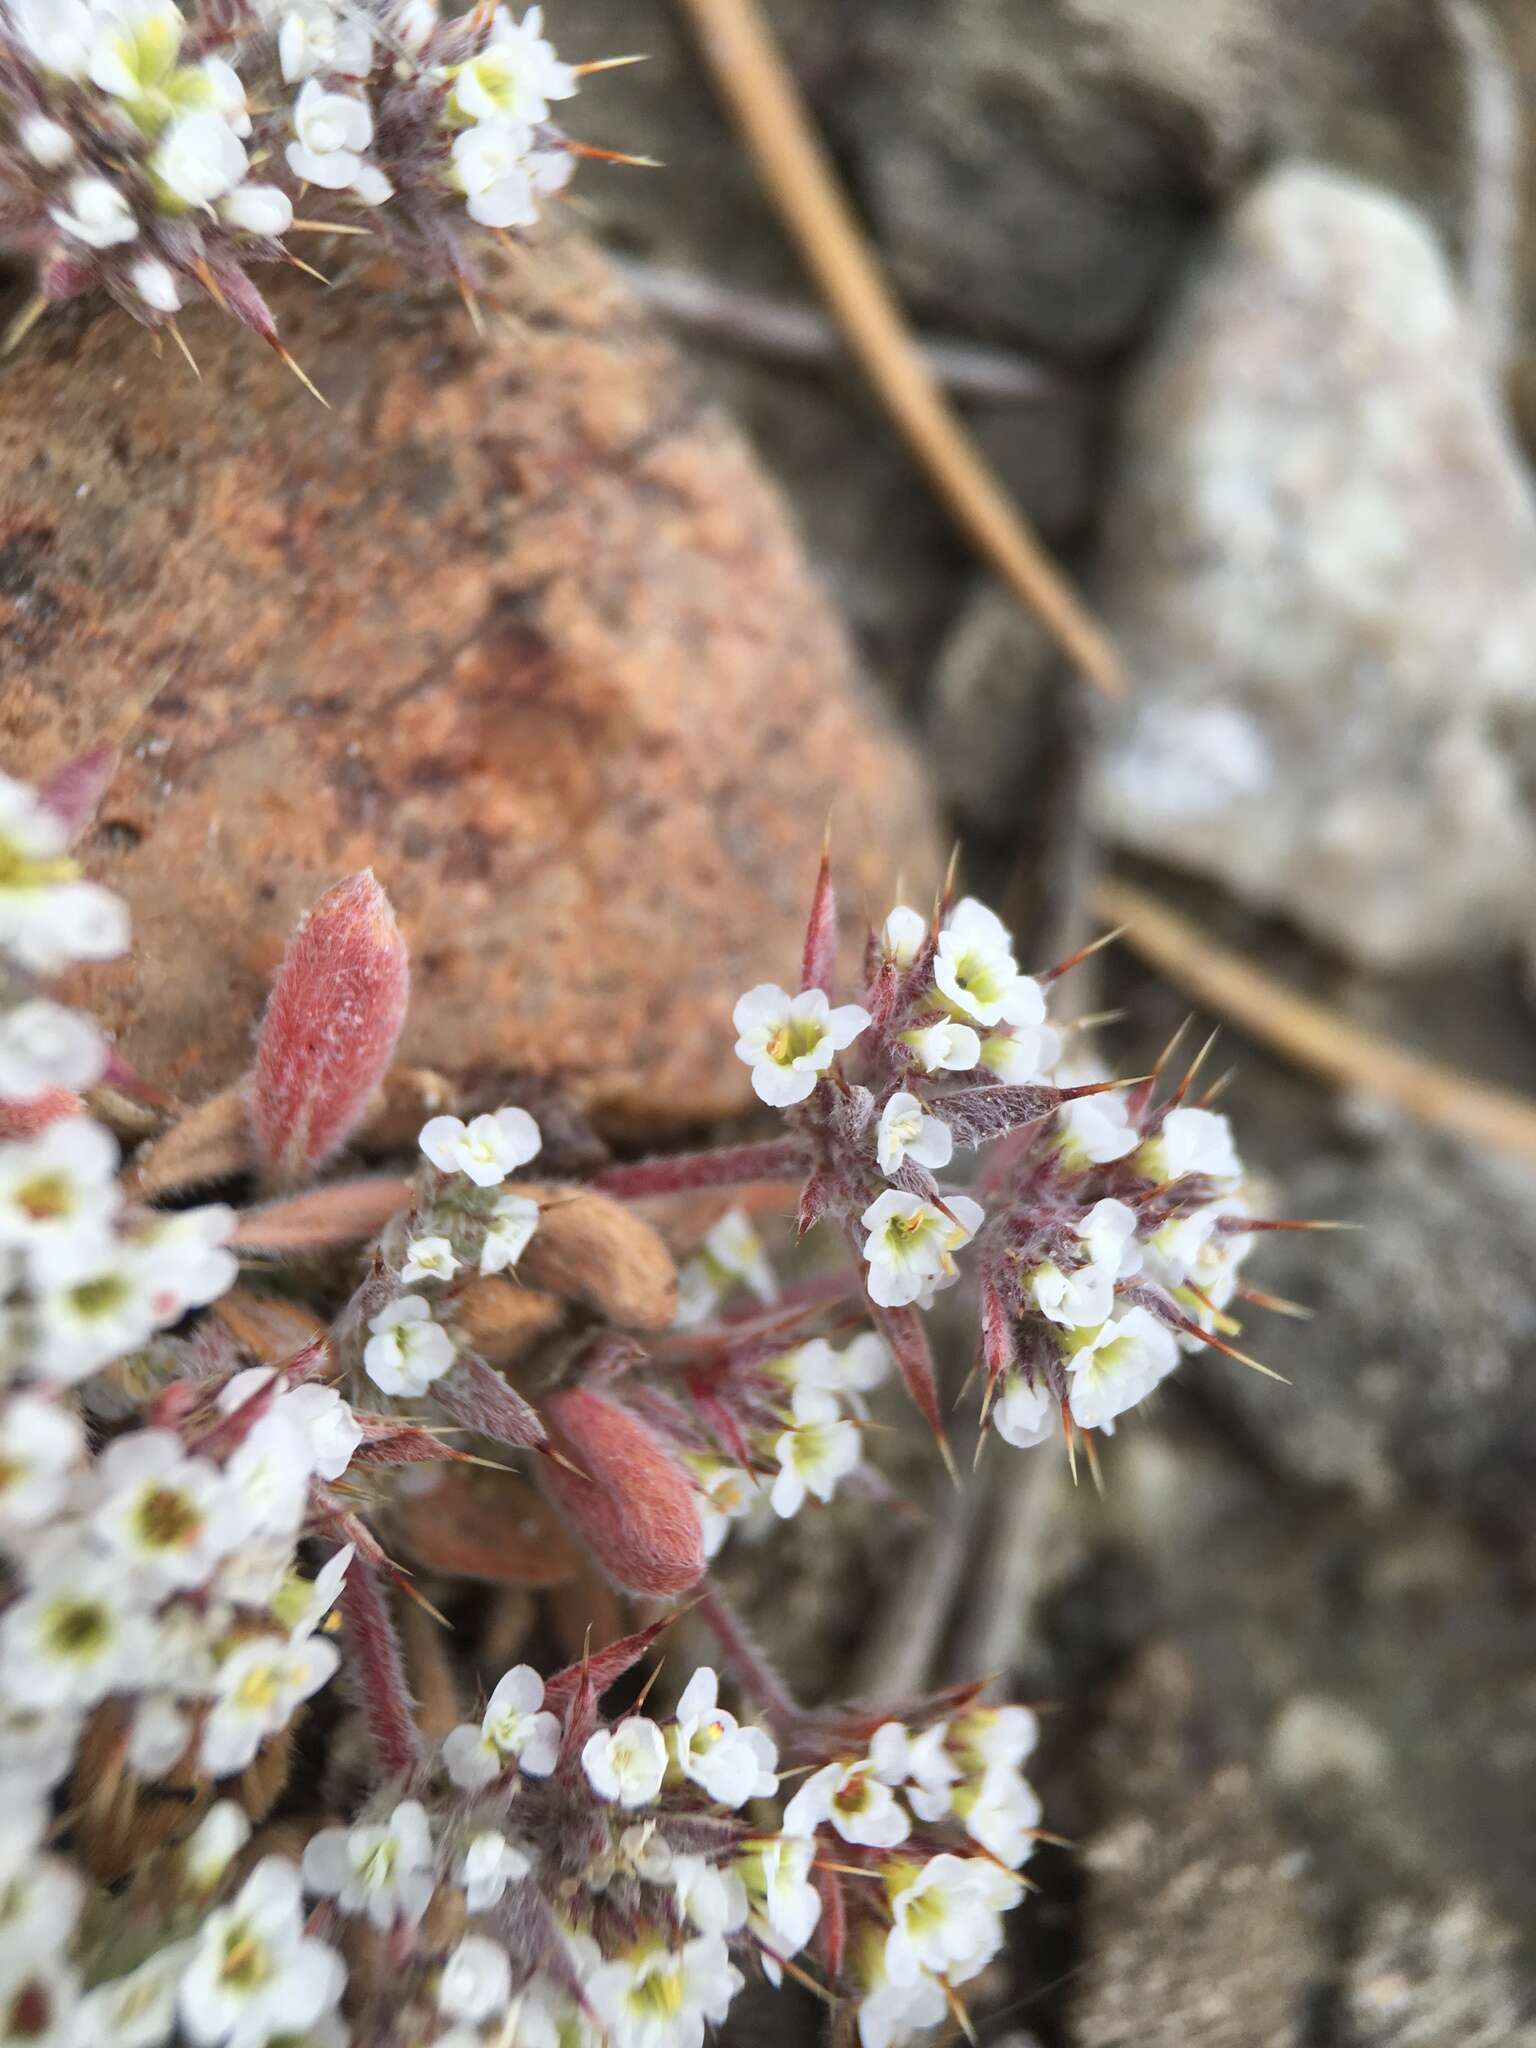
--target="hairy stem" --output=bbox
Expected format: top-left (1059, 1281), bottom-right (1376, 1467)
top-left (341, 1557), bottom-right (423, 1782)
top-left (693, 1578), bottom-right (801, 1734)
top-left (592, 1137), bottom-right (804, 1200)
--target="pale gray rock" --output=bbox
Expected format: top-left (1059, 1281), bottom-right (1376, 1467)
top-left (1091, 164), bottom-right (1536, 968)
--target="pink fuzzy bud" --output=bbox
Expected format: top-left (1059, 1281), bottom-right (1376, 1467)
top-left (539, 1386), bottom-right (705, 1597)
top-left (800, 839), bottom-right (838, 995)
top-left (249, 872), bottom-right (409, 1185)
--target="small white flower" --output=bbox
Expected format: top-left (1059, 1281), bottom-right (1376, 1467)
top-left (134, 1203), bottom-right (238, 1321)
top-left (587, 1935), bottom-right (743, 2048)
top-left (286, 79), bottom-right (373, 190)
top-left (0, 1394), bottom-right (83, 1531)
top-left (184, 1802), bottom-right (252, 1892)
top-left (201, 1635), bottom-right (340, 1777)
top-left (437, 1935), bottom-right (512, 2027)
top-left (200, 56), bottom-right (251, 136)
top-left (460, 1831), bottom-right (530, 1913)
top-left (0, 1553), bottom-right (154, 1709)
top-left (1065, 1305), bottom-right (1178, 1431)
top-left (223, 1409), bottom-right (315, 1537)
top-left (87, 0), bottom-right (184, 104)
top-left (882, 904), bottom-right (927, 967)
top-left (452, 120), bottom-right (539, 229)
top-left (452, 6), bottom-right (576, 123)
top-left (902, 1019), bottom-right (981, 1074)
top-left (1027, 1257), bottom-right (1114, 1330)
top-left (857, 1968), bottom-right (948, 2048)
top-left (770, 1384), bottom-right (860, 1518)
top-left (363, 1294), bottom-right (455, 1396)
top-left (178, 1857), bottom-right (345, 2048)
top-left (672, 1667), bottom-right (778, 1808)
top-left (732, 983), bottom-right (870, 1107)
top-left (401, 1234), bottom-right (459, 1284)
top-left (1142, 1105), bottom-right (1242, 1187)
top-left (274, 1541), bottom-right (353, 1642)
top-left (859, 1190), bottom-right (984, 1310)
top-left (279, 1382), bottom-right (362, 1482)
top-left (130, 257), bottom-right (182, 313)
top-left (349, 161), bottom-right (393, 206)
top-left (419, 1106), bottom-right (541, 1186)
top-left (0, 1116), bottom-right (117, 1253)
top-left (91, 1428), bottom-right (238, 1590)
top-left (581, 1716), bottom-right (668, 1808)
top-left (394, 0), bottom-right (439, 53)
top-left (29, 1236), bottom-right (160, 1382)
top-left (993, 1372), bottom-right (1056, 1450)
top-left (876, 1091), bottom-right (953, 1178)
top-left (8, 0), bottom-right (95, 78)
top-left (951, 1702), bottom-right (1039, 1775)
top-left (75, 1944), bottom-right (191, 2048)
top-left (692, 1460), bottom-right (757, 1559)
top-left (278, 0), bottom-right (372, 83)
top-left (19, 116), bottom-right (73, 169)
top-left (302, 1800), bottom-right (435, 1931)
top-left (783, 1757), bottom-right (909, 1849)
top-left (884, 1853), bottom-right (1018, 1988)
top-left (128, 1693), bottom-right (192, 1778)
top-left (0, 1955), bottom-right (79, 2048)
top-left (1076, 1195), bottom-right (1143, 1280)
top-left (220, 183), bottom-right (296, 237)
top-left (981, 1014), bottom-right (1062, 1085)
top-left (737, 1833), bottom-right (821, 1957)
top-left (0, 1000), bottom-right (105, 1102)
top-left (442, 1663), bottom-right (560, 1790)
top-left (151, 111), bottom-right (248, 208)
top-left (955, 1765), bottom-right (1043, 1868)
top-left (0, 774), bottom-right (129, 970)
top-left (1058, 1087), bottom-right (1137, 1167)
top-left (670, 1854), bottom-right (749, 1938)
top-left (479, 1191), bottom-right (540, 1275)
top-left (0, 1802), bottom-right (81, 1958)
top-left (700, 1208), bottom-right (778, 1306)
top-left (50, 173), bottom-right (139, 248)
top-left (933, 898), bottom-right (1029, 1027)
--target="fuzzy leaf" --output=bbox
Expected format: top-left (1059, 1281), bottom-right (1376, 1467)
top-left (539, 1387), bottom-right (704, 1597)
top-left (796, 1169), bottom-right (833, 1241)
top-left (249, 871), bottom-right (410, 1185)
top-left (816, 1865), bottom-right (847, 1980)
top-left (434, 1353), bottom-right (547, 1453)
top-left (229, 1177), bottom-right (411, 1254)
top-left (935, 1082), bottom-right (1061, 1149)
top-left (980, 1268), bottom-right (1018, 1394)
top-left (40, 744), bottom-right (118, 844)
top-left (542, 1612), bottom-right (676, 1718)
top-left (868, 1300), bottom-right (945, 1448)
top-left (593, 1137), bottom-right (804, 1201)
top-left (129, 1084), bottom-right (251, 1198)
top-left (800, 842), bottom-right (838, 996)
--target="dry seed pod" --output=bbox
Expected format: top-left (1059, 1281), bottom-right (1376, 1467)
top-left (539, 1387), bottom-right (704, 1597)
top-left (211, 1288), bottom-right (330, 1365)
top-left (518, 1183), bottom-right (678, 1330)
top-left (393, 1468), bottom-right (582, 1590)
top-left (126, 1082), bottom-right (251, 1198)
top-left (452, 1277), bottom-right (565, 1365)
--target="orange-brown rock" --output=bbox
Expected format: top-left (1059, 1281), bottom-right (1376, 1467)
top-left (0, 234), bottom-right (939, 1132)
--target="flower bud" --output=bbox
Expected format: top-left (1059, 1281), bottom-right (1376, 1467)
top-left (539, 1388), bottom-right (705, 1596)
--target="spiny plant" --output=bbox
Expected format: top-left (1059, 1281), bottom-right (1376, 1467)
top-left (0, 749), bottom-right (1314, 2048)
top-left (0, 0), bottom-right (639, 382)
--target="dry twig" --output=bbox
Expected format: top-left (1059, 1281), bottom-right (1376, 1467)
top-left (673, 0), bottom-right (1125, 697)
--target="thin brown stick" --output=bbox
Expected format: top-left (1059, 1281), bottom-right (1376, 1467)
top-left (674, 0), bottom-right (1125, 698)
top-left (1097, 878), bottom-right (1536, 1162)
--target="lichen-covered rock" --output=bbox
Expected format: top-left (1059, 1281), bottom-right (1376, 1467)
top-left (1090, 165), bottom-right (1536, 968)
top-left (0, 234), bottom-right (939, 1131)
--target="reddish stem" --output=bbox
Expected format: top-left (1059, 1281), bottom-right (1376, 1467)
top-left (592, 1137), bottom-right (805, 1200)
top-left (340, 1557), bottom-right (422, 1783)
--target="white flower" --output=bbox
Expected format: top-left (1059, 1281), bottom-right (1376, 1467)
top-left (671, 1855), bottom-right (749, 1938)
top-left (1058, 1087), bottom-right (1137, 1166)
top-left (1065, 1305), bottom-right (1178, 1431)
top-left (933, 898), bottom-right (1030, 1027)
top-left (587, 1935), bottom-right (742, 2048)
top-left (956, 1766), bottom-right (1043, 1869)
top-left (178, 1857), bottom-right (345, 2048)
top-left (479, 1191), bottom-right (540, 1275)
top-left (981, 1014), bottom-right (1061, 1085)
top-left (460, 1831), bottom-right (530, 1913)
top-left (0, 775), bottom-right (128, 969)
top-left (394, 0), bottom-right (438, 53)
top-left (884, 1853), bottom-right (1018, 1988)
top-left (1076, 1195), bottom-right (1143, 1280)
top-left (128, 1693), bottom-right (192, 1778)
top-left (218, 1369), bottom-right (361, 1485)
top-left (693, 1460), bottom-right (757, 1559)
top-left (700, 1208), bottom-right (777, 1305)
top-left (1142, 1106), bottom-right (1242, 1187)
top-left (274, 1542), bottom-right (353, 1642)
top-left (201, 1635), bottom-right (340, 1776)
top-left (7, 0), bottom-right (94, 77)
top-left (882, 904), bottom-right (927, 967)
top-left (286, 80), bottom-right (374, 190)
top-left (452, 6), bottom-right (576, 123)
top-left (184, 1802), bottom-right (252, 1892)
top-left (401, 1234), bottom-right (459, 1284)
top-left (886, 1722), bottom-right (961, 1824)
top-left (363, 1294), bottom-right (455, 1396)
top-left (200, 57), bottom-right (251, 136)
top-left (0, 1553), bottom-right (154, 1708)
top-left (902, 1019), bottom-right (981, 1074)
top-left (876, 1091), bottom-right (953, 1178)
top-left (0, 1394), bottom-right (82, 1531)
top-left (993, 1372), bottom-right (1056, 1450)
top-left (442, 1663), bottom-right (561, 1790)
top-left (151, 111), bottom-right (248, 207)
top-left (737, 1834), bottom-right (821, 1957)
top-left (223, 1410), bottom-right (314, 1538)
top-left (278, 0), bottom-right (372, 82)
top-left (0, 1001), bottom-right (104, 1101)
top-left (419, 1106), bottom-right (541, 1186)
top-left (452, 121), bottom-right (539, 229)
top-left (26, 1234), bottom-right (159, 1381)
top-left (0, 1802), bottom-right (81, 1959)
top-left (92, 1429), bottom-right (238, 1590)
top-left (581, 1716), bottom-right (668, 1808)
top-left (349, 161), bottom-right (393, 206)
top-left (783, 1757), bottom-right (909, 1849)
top-left (49, 173), bottom-right (140, 249)
top-left (951, 1703), bottom-right (1039, 1775)
top-left (438, 1935), bottom-right (512, 2027)
top-left (0, 1116), bottom-right (117, 1253)
top-left (302, 1800), bottom-right (435, 1931)
top-left (0, 1955), bottom-right (79, 2048)
top-left (87, 0), bottom-right (184, 104)
top-left (220, 183), bottom-right (295, 237)
top-left (130, 257), bottom-right (182, 313)
top-left (1026, 1258), bottom-right (1113, 1330)
top-left (769, 1384), bottom-right (860, 1518)
top-left (135, 1203), bottom-right (238, 1321)
top-left (75, 1944), bottom-right (191, 2048)
top-left (671, 1667), bottom-right (778, 1808)
top-left (857, 1968), bottom-right (947, 2048)
top-left (732, 984), bottom-right (870, 1107)
top-left (19, 115), bottom-right (73, 169)
top-left (859, 1190), bottom-right (984, 1310)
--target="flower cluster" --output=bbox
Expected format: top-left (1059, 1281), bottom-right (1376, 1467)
top-left (0, 0), bottom-right (598, 363)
